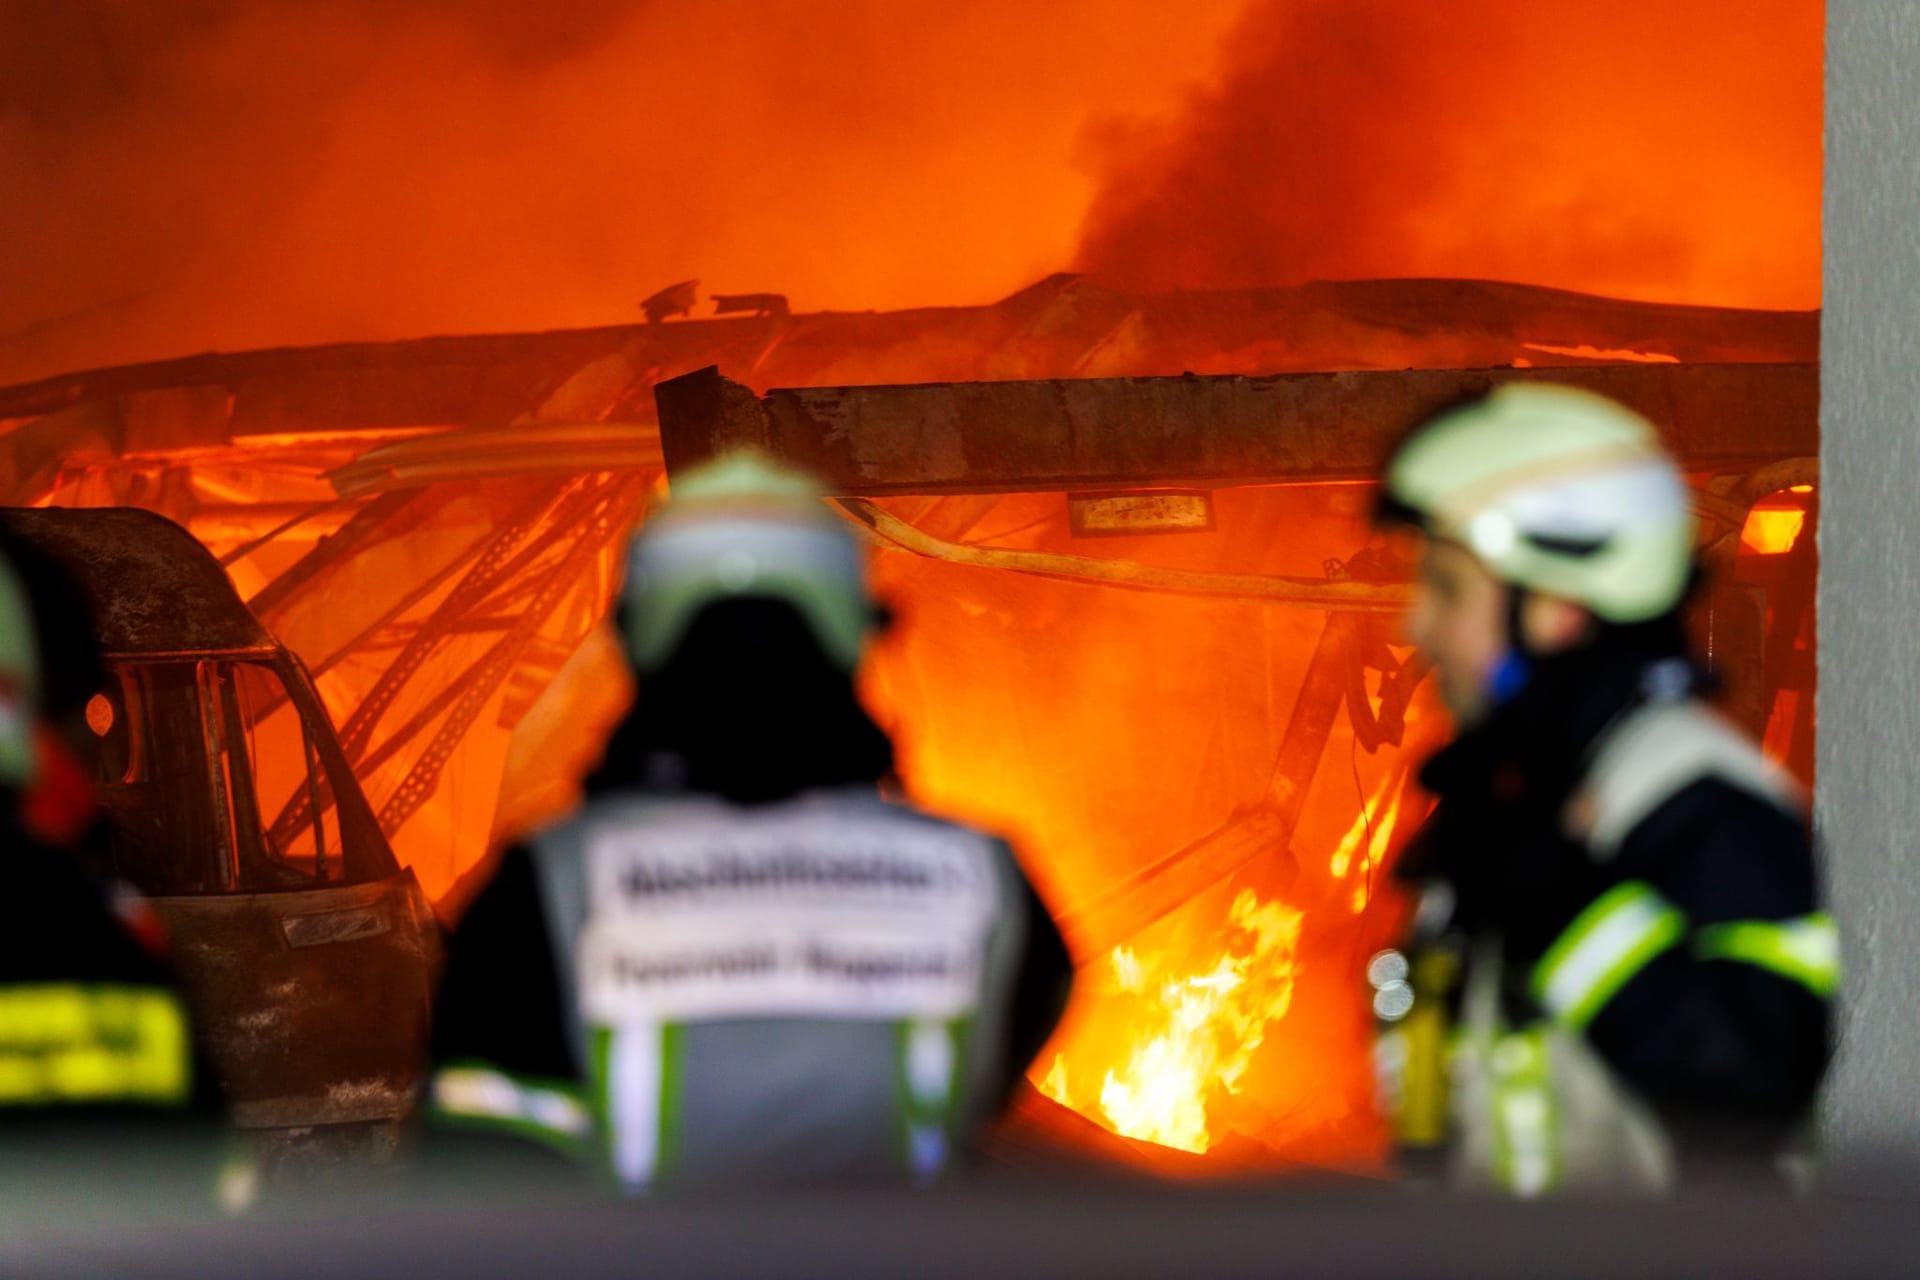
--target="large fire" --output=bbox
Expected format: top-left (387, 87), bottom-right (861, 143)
top-left (0, 0), bottom-right (1819, 1179)
top-left (1026, 723), bottom-right (1417, 1155)
top-left (850, 483), bottom-right (1440, 1167)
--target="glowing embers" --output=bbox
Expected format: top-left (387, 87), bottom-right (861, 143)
top-left (1328, 763), bottom-right (1415, 915)
top-left (1519, 343), bottom-right (1680, 365)
top-left (1041, 890), bottom-right (1303, 1154)
top-left (1740, 501), bottom-right (1809, 556)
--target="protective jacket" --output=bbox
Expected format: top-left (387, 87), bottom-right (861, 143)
top-left (0, 812), bottom-right (224, 1207)
top-left (428, 784), bottom-right (1064, 1193)
top-left (1401, 640), bottom-right (1833, 1194)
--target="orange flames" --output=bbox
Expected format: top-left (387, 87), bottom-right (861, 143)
top-left (1742, 505), bottom-right (1809, 556)
top-left (861, 488), bottom-right (1422, 1167)
top-left (1081, 891), bottom-right (1303, 1153)
top-left (0, 0), bottom-right (1820, 1179)
top-left (1029, 747), bottom-right (1418, 1155)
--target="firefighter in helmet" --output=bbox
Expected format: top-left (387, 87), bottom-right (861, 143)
top-left (0, 542), bottom-right (223, 1204)
top-left (1376, 383), bottom-right (1833, 1193)
top-left (424, 453), bottom-right (1071, 1192)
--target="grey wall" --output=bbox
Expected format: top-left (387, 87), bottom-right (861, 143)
top-left (1819, 1), bottom-right (1920, 1186)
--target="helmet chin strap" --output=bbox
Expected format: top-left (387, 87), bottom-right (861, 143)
top-left (1484, 584), bottom-right (1535, 706)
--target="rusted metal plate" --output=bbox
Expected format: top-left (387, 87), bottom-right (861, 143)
top-left (153, 872), bottom-right (439, 1134)
top-left (655, 363), bottom-right (1817, 495)
top-left (0, 507), bottom-right (276, 654)
top-left (1068, 490), bottom-right (1216, 537)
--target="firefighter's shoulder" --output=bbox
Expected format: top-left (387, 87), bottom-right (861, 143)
top-left (1575, 699), bottom-right (1802, 863)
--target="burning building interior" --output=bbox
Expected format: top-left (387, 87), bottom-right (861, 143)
top-left (0, 274), bottom-right (1816, 1173)
top-left (0, 0), bottom-right (1822, 1193)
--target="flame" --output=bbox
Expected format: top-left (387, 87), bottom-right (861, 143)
top-left (1040, 1053), bottom-right (1071, 1106)
top-left (1741, 507), bottom-right (1807, 556)
top-left (1092, 890), bottom-right (1303, 1153)
top-left (0, 0), bottom-right (1816, 1178)
top-left (861, 487), bottom-right (1433, 1169)
top-left (1328, 768), bottom-right (1404, 882)
top-left (1520, 343), bottom-right (1680, 365)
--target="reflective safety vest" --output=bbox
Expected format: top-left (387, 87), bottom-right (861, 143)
top-left (429, 789), bottom-right (1033, 1192)
top-left (1448, 701), bottom-right (1839, 1196)
top-left (0, 983), bottom-right (193, 1109)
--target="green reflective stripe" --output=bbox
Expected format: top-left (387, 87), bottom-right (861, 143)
top-left (657, 1023), bottom-right (686, 1179)
top-left (1531, 881), bottom-right (1686, 1030)
top-left (589, 1025), bottom-right (619, 1185)
top-left (0, 984), bottom-right (191, 1106)
top-left (593, 1021), bottom-right (671, 1194)
top-left (895, 1016), bottom-right (966, 1180)
top-left (428, 1062), bottom-right (593, 1158)
top-left (1696, 913), bottom-right (1840, 998)
top-left (943, 1016), bottom-right (973, 1136)
top-left (1488, 1024), bottom-right (1559, 1197)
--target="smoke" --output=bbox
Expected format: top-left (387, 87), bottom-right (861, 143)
top-left (0, 1), bottom-right (1820, 385)
top-left (0, 0), bottom-right (1242, 383)
top-left (1071, 0), bottom-right (1823, 310)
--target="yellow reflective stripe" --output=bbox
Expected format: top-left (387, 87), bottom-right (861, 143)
top-left (1695, 913), bottom-right (1841, 998)
top-left (1531, 881), bottom-right (1686, 1031)
top-left (1488, 1025), bottom-right (1559, 1198)
top-left (0, 985), bottom-right (190, 1105)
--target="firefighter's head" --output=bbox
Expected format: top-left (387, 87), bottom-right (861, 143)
top-left (1376, 383), bottom-right (1696, 724)
top-left (621, 451), bottom-right (880, 675)
top-left (612, 452), bottom-right (894, 804)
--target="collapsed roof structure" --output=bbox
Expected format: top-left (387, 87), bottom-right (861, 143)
top-left (0, 275), bottom-right (1817, 1167)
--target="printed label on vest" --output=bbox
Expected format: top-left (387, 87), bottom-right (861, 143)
top-left (579, 808), bottom-right (997, 1022)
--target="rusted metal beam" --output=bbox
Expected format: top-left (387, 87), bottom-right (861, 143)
top-left (655, 363), bottom-right (1817, 495)
top-left (324, 422), bottom-right (664, 498)
top-left (836, 498), bottom-right (1412, 612)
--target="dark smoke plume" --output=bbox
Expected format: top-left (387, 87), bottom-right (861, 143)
top-left (1071, 0), bottom-right (1821, 309)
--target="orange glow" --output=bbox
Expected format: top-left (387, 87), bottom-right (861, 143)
top-left (0, 1), bottom-right (1818, 386)
top-left (0, 0), bottom-right (1820, 1179)
top-left (1092, 891), bottom-right (1303, 1152)
top-left (861, 487), bottom-right (1428, 1168)
top-left (1521, 344), bottom-right (1680, 365)
top-left (1075, 0), bottom-right (1820, 312)
top-left (29, 449), bottom-right (643, 903)
top-left (1742, 507), bottom-right (1808, 555)
top-left (1328, 765), bottom-right (1409, 888)
top-left (0, 1), bottom-right (1243, 386)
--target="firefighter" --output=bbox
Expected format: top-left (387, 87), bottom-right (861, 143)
top-left (0, 543), bottom-right (224, 1207)
top-left (424, 453), bottom-right (1071, 1193)
top-left (1375, 383), bottom-right (1833, 1194)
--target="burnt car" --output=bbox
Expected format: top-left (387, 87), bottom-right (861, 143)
top-left (0, 506), bottom-right (437, 1169)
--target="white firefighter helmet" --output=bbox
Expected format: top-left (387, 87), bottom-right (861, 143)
top-left (1379, 383), bottom-right (1696, 623)
top-left (623, 452), bottom-right (875, 671)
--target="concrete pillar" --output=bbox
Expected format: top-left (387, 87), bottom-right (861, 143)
top-left (1818, 1), bottom-right (1920, 1187)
